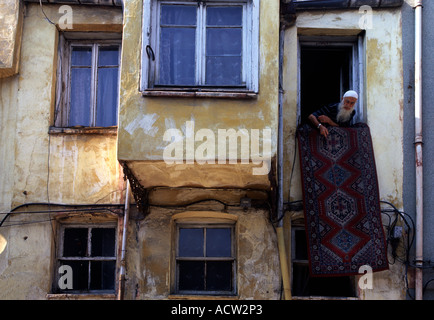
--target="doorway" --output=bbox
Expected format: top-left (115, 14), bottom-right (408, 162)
top-left (298, 36), bottom-right (364, 124)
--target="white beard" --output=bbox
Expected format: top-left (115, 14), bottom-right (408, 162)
top-left (336, 102), bottom-right (354, 123)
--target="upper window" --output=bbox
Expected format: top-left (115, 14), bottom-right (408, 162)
top-left (55, 35), bottom-right (121, 128)
top-left (141, 0), bottom-right (259, 92)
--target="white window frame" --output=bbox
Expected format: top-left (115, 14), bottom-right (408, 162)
top-left (54, 35), bottom-right (122, 128)
top-left (141, 0), bottom-right (259, 93)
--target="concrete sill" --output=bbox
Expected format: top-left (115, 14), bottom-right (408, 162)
top-left (142, 90), bottom-right (257, 99)
top-left (46, 293), bottom-right (117, 300)
top-left (49, 126), bottom-right (118, 135)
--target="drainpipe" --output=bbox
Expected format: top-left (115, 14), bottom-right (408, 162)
top-left (414, 0), bottom-right (424, 301)
top-left (117, 179), bottom-right (131, 300)
top-left (277, 27), bottom-right (292, 301)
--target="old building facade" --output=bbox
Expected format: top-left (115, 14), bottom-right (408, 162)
top-left (0, 0), bottom-right (428, 300)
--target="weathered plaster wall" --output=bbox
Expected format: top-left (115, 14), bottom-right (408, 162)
top-left (0, 212), bottom-right (53, 299)
top-left (9, 3), bottom-right (124, 207)
top-left (117, 0), bottom-right (280, 190)
top-left (282, 8), bottom-right (406, 299)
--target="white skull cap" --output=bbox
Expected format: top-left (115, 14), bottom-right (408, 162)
top-left (343, 90), bottom-right (358, 99)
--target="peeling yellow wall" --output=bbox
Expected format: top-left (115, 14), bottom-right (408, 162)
top-left (9, 4), bottom-right (124, 207)
top-left (118, 0), bottom-right (280, 190)
top-left (282, 8), bottom-right (405, 299)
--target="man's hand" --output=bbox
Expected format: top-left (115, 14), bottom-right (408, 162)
top-left (307, 113), bottom-right (334, 138)
top-left (318, 115), bottom-right (338, 127)
top-left (318, 124), bottom-right (329, 138)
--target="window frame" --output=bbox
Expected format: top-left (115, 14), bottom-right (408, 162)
top-left (54, 223), bottom-right (118, 294)
top-left (54, 34), bottom-right (122, 128)
top-left (141, 0), bottom-right (259, 94)
top-left (173, 222), bottom-right (237, 296)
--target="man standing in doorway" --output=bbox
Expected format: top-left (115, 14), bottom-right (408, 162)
top-left (308, 90), bottom-right (358, 138)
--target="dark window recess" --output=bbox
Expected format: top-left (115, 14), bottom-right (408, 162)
top-left (63, 228), bottom-right (88, 257)
top-left (90, 261), bottom-right (116, 290)
top-left (178, 261), bottom-right (205, 291)
top-left (206, 261), bottom-right (232, 291)
top-left (292, 265), bottom-right (356, 297)
top-left (62, 260), bottom-right (89, 291)
top-left (59, 227), bottom-right (116, 293)
top-left (294, 229), bottom-right (309, 261)
top-left (300, 46), bottom-right (352, 123)
top-left (91, 228), bottom-right (116, 257)
top-left (292, 226), bottom-right (356, 297)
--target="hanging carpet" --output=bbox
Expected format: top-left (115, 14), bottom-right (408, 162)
top-left (297, 123), bottom-right (388, 277)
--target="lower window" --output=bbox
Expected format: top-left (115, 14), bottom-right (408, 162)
top-left (175, 225), bottom-right (236, 295)
top-left (55, 224), bottom-right (117, 294)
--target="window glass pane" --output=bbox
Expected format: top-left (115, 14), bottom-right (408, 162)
top-left (71, 47), bottom-right (92, 66)
top-left (206, 56), bottom-right (242, 86)
top-left (179, 228), bottom-right (203, 257)
top-left (60, 260), bottom-right (89, 291)
top-left (206, 261), bottom-right (232, 291)
top-left (294, 229), bottom-right (308, 260)
top-left (63, 228), bottom-right (88, 257)
top-left (70, 68), bottom-right (91, 126)
top-left (90, 261), bottom-right (116, 290)
top-left (206, 29), bottom-right (242, 56)
top-left (98, 46), bottom-right (119, 66)
top-left (206, 28), bottom-right (242, 86)
top-left (91, 228), bottom-right (116, 257)
top-left (161, 5), bottom-right (196, 26)
top-left (206, 228), bottom-right (231, 257)
top-left (159, 28), bottom-right (196, 85)
top-left (96, 67), bottom-right (119, 127)
top-left (178, 261), bottom-right (204, 291)
top-left (207, 6), bottom-right (242, 26)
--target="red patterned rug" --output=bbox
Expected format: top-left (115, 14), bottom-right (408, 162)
top-left (297, 123), bottom-right (389, 277)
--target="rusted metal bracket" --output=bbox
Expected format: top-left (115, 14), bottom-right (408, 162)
top-left (119, 161), bottom-right (149, 218)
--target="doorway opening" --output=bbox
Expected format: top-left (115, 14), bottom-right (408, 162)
top-left (298, 36), bottom-right (364, 124)
top-left (293, 34), bottom-right (365, 298)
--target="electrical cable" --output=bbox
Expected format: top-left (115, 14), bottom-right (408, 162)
top-left (0, 202), bottom-right (124, 228)
top-left (39, 0), bottom-right (55, 25)
top-left (379, 200), bottom-right (420, 300)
